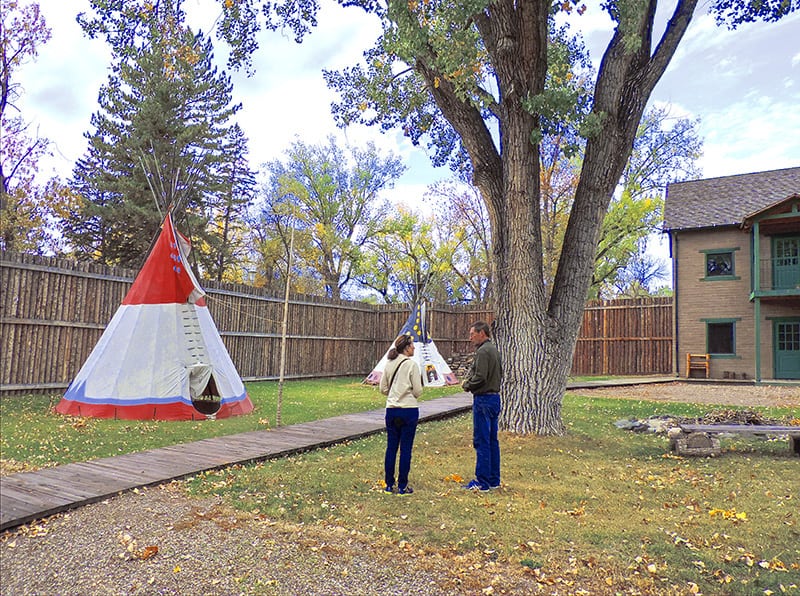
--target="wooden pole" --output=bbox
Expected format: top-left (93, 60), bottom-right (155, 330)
top-left (276, 224), bottom-right (295, 427)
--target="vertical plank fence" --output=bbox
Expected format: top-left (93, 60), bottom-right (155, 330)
top-left (573, 297), bottom-right (673, 376)
top-left (1, 252), bottom-right (672, 395)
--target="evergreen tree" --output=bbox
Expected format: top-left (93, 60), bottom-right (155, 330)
top-left (201, 124), bottom-right (256, 282)
top-left (65, 6), bottom-right (242, 268)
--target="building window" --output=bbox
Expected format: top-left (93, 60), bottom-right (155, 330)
top-left (707, 321), bottom-right (735, 354)
top-left (706, 251), bottom-right (734, 277)
top-left (776, 321), bottom-right (800, 351)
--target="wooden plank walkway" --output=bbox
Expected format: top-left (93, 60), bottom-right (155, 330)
top-left (0, 394), bottom-right (472, 532)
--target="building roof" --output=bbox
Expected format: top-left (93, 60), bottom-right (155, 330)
top-left (663, 166), bottom-right (800, 231)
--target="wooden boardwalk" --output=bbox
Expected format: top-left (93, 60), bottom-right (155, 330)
top-left (0, 394), bottom-right (473, 532)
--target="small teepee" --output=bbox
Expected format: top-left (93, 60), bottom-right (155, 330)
top-left (56, 213), bottom-right (254, 421)
top-left (365, 302), bottom-right (459, 387)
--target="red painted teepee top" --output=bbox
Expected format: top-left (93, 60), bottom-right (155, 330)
top-left (123, 213), bottom-right (206, 306)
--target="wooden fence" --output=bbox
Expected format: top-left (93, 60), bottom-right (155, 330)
top-left (0, 252), bottom-right (672, 395)
top-left (574, 297), bottom-right (673, 376)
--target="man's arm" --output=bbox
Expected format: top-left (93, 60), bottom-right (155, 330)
top-left (462, 348), bottom-right (489, 392)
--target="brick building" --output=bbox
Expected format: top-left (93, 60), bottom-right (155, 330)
top-left (664, 167), bottom-right (800, 381)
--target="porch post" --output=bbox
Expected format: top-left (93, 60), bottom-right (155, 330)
top-left (752, 222), bottom-right (761, 382)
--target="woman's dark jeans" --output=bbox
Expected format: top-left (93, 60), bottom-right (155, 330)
top-left (384, 407), bottom-right (419, 490)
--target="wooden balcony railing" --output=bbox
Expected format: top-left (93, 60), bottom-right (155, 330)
top-left (756, 257), bottom-right (800, 294)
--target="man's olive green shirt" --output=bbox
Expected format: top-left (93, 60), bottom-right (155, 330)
top-left (462, 339), bottom-right (501, 394)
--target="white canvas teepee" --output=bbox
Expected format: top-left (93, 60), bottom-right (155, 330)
top-left (56, 213), bottom-right (254, 421)
top-left (365, 302), bottom-right (459, 387)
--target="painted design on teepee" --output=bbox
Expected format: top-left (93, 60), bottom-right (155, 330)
top-left (56, 214), bottom-right (254, 421)
top-left (365, 302), bottom-right (459, 387)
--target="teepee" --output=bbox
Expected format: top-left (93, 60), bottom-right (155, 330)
top-left (365, 302), bottom-right (459, 387)
top-left (56, 213), bottom-right (254, 421)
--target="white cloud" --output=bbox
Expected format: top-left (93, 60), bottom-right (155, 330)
top-left (12, 0), bottom-right (800, 204)
top-left (698, 94), bottom-right (800, 177)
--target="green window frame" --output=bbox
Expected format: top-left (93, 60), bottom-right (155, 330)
top-left (700, 247), bottom-right (740, 280)
top-left (701, 318), bottom-right (739, 356)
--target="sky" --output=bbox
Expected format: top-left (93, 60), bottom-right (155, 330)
top-left (12, 0), bottom-right (800, 260)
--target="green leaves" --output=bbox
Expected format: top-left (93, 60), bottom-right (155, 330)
top-left (255, 137), bottom-right (404, 299)
top-left (710, 0), bottom-right (798, 28)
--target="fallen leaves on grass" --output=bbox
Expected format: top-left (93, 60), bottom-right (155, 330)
top-left (553, 501), bottom-right (586, 517)
top-left (0, 458), bottom-right (40, 475)
top-left (708, 507), bottom-right (747, 521)
top-left (444, 473), bottom-right (464, 483)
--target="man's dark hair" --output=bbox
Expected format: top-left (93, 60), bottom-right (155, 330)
top-left (470, 320), bottom-right (491, 338)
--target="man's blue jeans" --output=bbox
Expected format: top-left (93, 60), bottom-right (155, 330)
top-left (384, 407), bottom-right (419, 490)
top-left (472, 393), bottom-right (501, 489)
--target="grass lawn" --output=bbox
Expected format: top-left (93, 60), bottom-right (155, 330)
top-left (0, 377), bottom-right (456, 473)
top-left (1, 379), bottom-right (798, 593)
top-left (184, 394), bottom-right (799, 595)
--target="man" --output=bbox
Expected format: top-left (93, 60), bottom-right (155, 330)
top-left (461, 320), bottom-right (502, 491)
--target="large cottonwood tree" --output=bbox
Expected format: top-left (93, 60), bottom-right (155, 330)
top-left (216, 0), bottom-right (793, 434)
top-left (324, 0), bottom-right (792, 434)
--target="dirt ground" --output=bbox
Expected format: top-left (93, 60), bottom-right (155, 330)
top-left (571, 380), bottom-right (800, 409)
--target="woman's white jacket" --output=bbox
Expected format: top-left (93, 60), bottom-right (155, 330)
top-left (379, 355), bottom-right (422, 408)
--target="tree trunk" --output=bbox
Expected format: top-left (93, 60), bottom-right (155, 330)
top-left (477, 105), bottom-right (573, 435)
top-left (412, 0), bottom-right (695, 436)
top-left (493, 0), bottom-right (696, 435)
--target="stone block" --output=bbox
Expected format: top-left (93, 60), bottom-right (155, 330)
top-left (671, 431), bottom-right (721, 457)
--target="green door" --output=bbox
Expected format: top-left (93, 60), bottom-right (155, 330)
top-left (774, 321), bottom-right (800, 379)
top-left (772, 236), bottom-right (800, 290)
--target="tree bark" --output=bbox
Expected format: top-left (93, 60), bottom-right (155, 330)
top-left (410, 0), bottom-right (696, 435)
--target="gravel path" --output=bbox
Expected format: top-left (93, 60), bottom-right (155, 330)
top-left (0, 483), bottom-right (535, 595)
top-left (570, 381), bottom-right (799, 408)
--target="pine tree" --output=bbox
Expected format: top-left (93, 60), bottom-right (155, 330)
top-left (65, 8), bottom-right (242, 269)
top-left (201, 123), bottom-right (256, 282)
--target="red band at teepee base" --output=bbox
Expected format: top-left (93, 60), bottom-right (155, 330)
top-left (55, 395), bottom-right (254, 421)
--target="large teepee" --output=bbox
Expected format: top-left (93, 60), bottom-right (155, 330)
top-left (365, 302), bottom-right (459, 387)
top-left (56, 213), bottom-right (254, 421)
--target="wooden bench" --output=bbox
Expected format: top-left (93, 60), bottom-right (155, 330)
top-left (686, 353), bottom-right (710, 378)
top-left (671, 424), bottom-right (800, 456)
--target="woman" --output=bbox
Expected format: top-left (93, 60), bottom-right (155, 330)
top-left (379, 333), bottom-right (422, 495)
